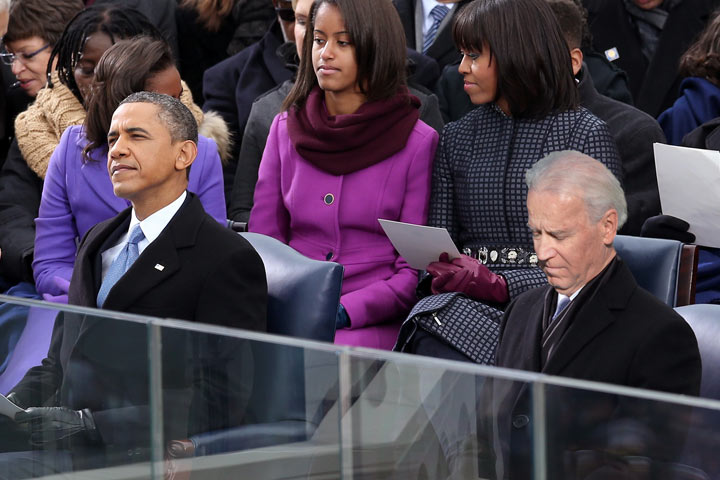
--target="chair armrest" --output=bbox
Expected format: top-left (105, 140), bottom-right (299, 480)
top-left (227, 220), bottom-right (248, 232)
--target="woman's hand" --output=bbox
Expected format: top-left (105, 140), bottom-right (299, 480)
top-left (427, 253), bottom-right (509, 303)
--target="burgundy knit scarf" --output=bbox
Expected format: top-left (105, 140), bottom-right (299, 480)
top-left (287, 86), bottom-right (421, 175)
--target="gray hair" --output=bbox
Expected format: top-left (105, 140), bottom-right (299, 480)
top-left (525, 150), bottom-right (627, 230)
top-left (118, 91), bottom-right (198, 144)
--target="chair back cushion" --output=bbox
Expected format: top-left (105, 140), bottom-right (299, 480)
top-left (675, 304), bottom-right (720, 399)
top-left (237, 232), bottom-right (343, 426)
top-left (239, 232), bottom-right (343, 342)
top-left (614, 235), bottom-right (682, 307)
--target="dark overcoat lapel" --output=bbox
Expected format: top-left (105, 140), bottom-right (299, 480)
top-left (71, 194), bottom-right (202, 338)
top-left (542, 265), bottom-right (636, 375)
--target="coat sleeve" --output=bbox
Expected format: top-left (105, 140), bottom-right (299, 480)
top-left (427, 125), bottom-right (459, 241)
top-left (10, 311), bottom-right (65, 408)
top-left (0, 140), bottom-right (42, 284)
top-left (341, 127), bottom-right (439, 329)
top-left (247, 114), bottom-right (291, 242)
top-left (228, 99), bottom-right (271, 223)
top-left (32, 129), bottom-right (77, 299)
top-left (191, 136), bottom-right (227, 224)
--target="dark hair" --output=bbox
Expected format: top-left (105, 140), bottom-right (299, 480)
top-left (679, 9), bottom-right (720, 86)
top-left (4, 0), bottom-right (84, 44)
top-left (282, 0), bottom-right (407, 111)
top-left (179, 0), bottom-right (234, 31)
top-left (82, 37), bottom-right (176, 162)
top-left (546, 0), bottom-right (586, 50)
top-left (452, 0), bottom-right (579, 118)
top-left (47, 5), bottom-right (162, 104)
top-left (119, 91), bottom-right (198, 144)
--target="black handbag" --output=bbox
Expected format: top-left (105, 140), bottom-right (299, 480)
top-left (393, 292), bottom-right (501, 364)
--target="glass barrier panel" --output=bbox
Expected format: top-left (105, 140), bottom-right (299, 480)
top-left (337, 349), bottom-right (541, 480)
top-left (155, 321), bottom-right (342, 480)
top-left (543, 381), bottom-right (720, 480)
top-left (0, 296), bottom-right (155, 480)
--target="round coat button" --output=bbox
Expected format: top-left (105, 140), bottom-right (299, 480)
top-left (326, 251), bottom-right (334, 260)
top-left (324, 193), bottom-right (334, 205)
top-left (512, 414), bottom-right (530, 429)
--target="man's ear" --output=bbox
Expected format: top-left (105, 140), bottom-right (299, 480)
top-left (570, 48), bottom-right (583, 77)
top-left (601, 208), bottom-right (618, 246)
top-left (174, 140), bottom-right (197, 172)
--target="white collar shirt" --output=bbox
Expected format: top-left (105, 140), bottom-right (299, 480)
top-left (100, 191), bottom-right (187, 280)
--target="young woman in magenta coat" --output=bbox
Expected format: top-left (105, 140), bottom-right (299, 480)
top-left (249, 0), bottom-right (438, 350)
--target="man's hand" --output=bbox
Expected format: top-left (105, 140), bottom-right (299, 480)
top-left (427, 253), bottom-right (509, 303)
top-left (15, 407), bottom-right (100, 445)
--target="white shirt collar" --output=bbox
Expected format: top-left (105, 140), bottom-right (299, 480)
top-left (557, 286), bottom-right (583, 306)
top-left (130, 190), bottom-right (187, 247)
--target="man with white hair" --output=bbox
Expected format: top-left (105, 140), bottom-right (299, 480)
top-left (483, 150), bottom-right (701, 478)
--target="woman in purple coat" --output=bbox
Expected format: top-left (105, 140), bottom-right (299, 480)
top-left (33, 37), bottom-right (226, 303)
top-left (249, 0), bottom-right (438, 350)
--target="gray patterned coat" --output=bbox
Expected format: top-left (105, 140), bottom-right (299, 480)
top-left (428, 103), bottom-right (621, 326)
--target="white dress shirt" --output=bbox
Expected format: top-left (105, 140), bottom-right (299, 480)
top-left (100, 191), bottom-right (187, 280)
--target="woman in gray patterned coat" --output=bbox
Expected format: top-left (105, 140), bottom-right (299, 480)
top-left (399, 0), bottom-right (621, 363)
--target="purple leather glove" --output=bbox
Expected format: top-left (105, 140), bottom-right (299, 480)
top-left (427, 253), bottom-right (509, 303)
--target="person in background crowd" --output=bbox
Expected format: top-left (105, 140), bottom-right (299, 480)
top-left (227, 0), bottom-right (444, 223)
top-left (0, 0), bottom-right (84, 287)
top-left (488, 150), bottom-right (701, 479)
top-left (201, 0), bottom-right (297, 201)
top-left (548, 0), bottom-right (664, 236)
top-left (0, 0), bottom-right (21, 170)
top-left (393, 0), bottom-right (470, 70)
top-left (658, 9), bottom-right (720, 145)
top-left (396, 0), bottom-right (620, 363)
top-left (32, 37), bottom-right (227, 304)
top-left (677, 118), bottom-right (720, 304)
top-left (89, 0), bottom-right (179, 58)
top-left (2, 0), bottom-right (83, 98)
top-left (176, 0), bottom-right (276, 103)
top-left (582, 0), bottom-right (719, 117)
top-left (0, 6), bottom-right (158, 289)
top-left (250, 0), bottom-right (438, 350)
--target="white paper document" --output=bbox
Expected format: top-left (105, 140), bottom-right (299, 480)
top-left (378, 219), bottom-right (461, 269)
top-left (0, 393), bottom-right (24, 419)
top-left (654, 143), bottom-right (720, 248)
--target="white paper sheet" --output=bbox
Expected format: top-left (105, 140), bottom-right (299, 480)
top-left (654, 143), bottom-right (720, 248)
top-left (0, 393), bottom-right (24, 419)
top-left (378, 219), bottom-right (461, 269)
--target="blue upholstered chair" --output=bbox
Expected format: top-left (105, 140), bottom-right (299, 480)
top-left (675, 304), bottom-right (720, 478)
top-left (175, 232), bottom-right (344, 456)
top-left (613, 235), bottom-right (696, 307)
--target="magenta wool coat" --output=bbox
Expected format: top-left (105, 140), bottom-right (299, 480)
top-left (249, 112), bottom-right (438, 350)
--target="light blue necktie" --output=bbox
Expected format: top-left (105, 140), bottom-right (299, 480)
top-left (423, 5), bottom-right (450, 54)
top-left (97, 225), bottom-right (145, 307)
top-left (552, 295), bottom-right (570, 321)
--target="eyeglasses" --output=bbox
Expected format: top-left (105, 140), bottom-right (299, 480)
top-left (275, 7), bottom-right (295, 22)
top-left (0, 43), bottom-right (51, 66)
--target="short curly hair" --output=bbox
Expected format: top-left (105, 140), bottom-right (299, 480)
top-left (4, 0), bottom-right (84, 45)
